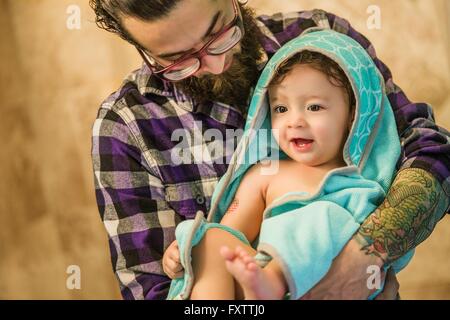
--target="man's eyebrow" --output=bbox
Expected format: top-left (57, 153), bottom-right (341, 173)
top-left (156, 10), bottom-right (222, 59)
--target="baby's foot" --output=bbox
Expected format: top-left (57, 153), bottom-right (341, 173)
top-left (220, 246), bottom-right (285, 300)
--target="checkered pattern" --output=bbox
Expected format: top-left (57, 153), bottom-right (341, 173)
top-left (91, 9), bottom-right (450, 300)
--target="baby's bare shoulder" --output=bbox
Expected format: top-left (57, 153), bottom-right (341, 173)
top-left (240, 160), bottom-right (285, 187)
top-left (245, 160), bottom-right (281, 177)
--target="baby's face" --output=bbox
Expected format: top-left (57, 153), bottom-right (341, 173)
top-left (268, 64), bottom-right (353, 167)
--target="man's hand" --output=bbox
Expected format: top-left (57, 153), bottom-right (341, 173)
top-left (300, 237), bottom-right (398, 299)
top-left (162, 240), bottom-right (184, 279)
top-left (374, 268), bottom-right (400, 300)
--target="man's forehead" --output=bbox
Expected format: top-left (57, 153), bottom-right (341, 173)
top-left (123, 0), bottom-right (226, 57)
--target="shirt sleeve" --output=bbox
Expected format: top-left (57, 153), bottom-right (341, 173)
top-left (323, 10), bottom-right (450, 207)
top-left (91, 107), bottom-right (180, 300)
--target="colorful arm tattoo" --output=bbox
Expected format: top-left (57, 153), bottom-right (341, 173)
top-left (356, 168), bottom-right (449, 264)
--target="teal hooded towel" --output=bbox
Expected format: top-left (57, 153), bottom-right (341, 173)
top-left (167, 28), bottom-right (414, 300)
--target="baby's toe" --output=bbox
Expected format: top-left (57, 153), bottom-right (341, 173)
top-left (243, 255), bottom-right (254, 264)
top-left (220, 246), bottom-right (235, 260)
top-left (246, 262), bottom-right (258, 271)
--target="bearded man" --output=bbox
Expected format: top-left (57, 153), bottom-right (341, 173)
top-left (90, 0), bottom-right (450, 300)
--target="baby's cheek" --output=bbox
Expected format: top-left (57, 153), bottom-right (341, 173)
top-left (313, 124), bottom-right (335, 141)
top-left (314, 124), bottom-right (346, 155)
top-left (270, 125), bottom-right (283, 144)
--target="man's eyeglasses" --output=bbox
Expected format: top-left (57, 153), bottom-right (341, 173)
top-left (136, 0), bottom-right (244, 82)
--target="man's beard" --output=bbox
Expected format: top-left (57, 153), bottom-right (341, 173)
top-left (176, 6), bottom-right (264, 113)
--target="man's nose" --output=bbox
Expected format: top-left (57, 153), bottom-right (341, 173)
top-left (196, 54), bottom-right (227, 75)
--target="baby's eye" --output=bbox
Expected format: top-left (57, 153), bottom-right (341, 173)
top-left (274, 105), bottom-right (288, 113)
top-left (307, 104), bottom-right (323, 112)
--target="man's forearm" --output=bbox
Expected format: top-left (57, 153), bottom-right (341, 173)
top-left (355, 168), bottom-right (449, 264)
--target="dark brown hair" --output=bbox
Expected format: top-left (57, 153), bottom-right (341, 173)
top-left (89, 0), bottom-right (182, 48)
top-left (270, 51), bottom-right (356, 108)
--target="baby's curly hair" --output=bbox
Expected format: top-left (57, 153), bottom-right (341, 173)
top-left (270, 51), bottom-right (356, 108)
top-left (89, 0), bottom-right (182, 48)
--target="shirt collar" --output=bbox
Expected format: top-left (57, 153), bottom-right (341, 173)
top-left (130, 62), bottom-right (176, 97)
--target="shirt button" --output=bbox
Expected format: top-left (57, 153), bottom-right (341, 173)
top-left (195, 195), bottom-right (205, 205)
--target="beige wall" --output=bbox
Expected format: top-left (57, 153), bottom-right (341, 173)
top-left (0, 0), bottom-right (448, 299)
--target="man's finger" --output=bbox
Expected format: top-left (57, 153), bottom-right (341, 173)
top-left (375, 269), bottom-right (399, 300)
top-left (386, 268), bottom-right (400, 291)
top-left (368, 269), bottom-right (386, 297)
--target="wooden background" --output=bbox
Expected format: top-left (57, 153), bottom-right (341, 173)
top-left (0, 0), bottom-right (448, 299)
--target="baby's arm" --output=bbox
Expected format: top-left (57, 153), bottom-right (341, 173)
top-left (220, 164), bottom-right (268, 243)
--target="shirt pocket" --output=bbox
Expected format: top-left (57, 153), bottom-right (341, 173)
top-left (164, 179), bottom-right (217, 219)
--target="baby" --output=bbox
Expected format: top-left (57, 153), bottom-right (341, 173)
top-left (219, 49), bottom-right (355, 299)
top-left (164, 30), bottom-right (412, 300)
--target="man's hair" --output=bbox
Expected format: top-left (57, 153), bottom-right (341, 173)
top-left (270, 51), bottom-right (356, 108)
top-left (89, 0), bottom-right (182, 48)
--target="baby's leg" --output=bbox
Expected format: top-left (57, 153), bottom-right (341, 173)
top-left (220, 246), bottom-right (287, 300)
top-left (190, 228), bottom-right (256, 300)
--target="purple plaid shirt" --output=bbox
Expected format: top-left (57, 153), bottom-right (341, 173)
top-left (91, 9), bottom-right (450, 300)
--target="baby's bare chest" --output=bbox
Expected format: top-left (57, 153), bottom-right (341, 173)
top-left (264, 166), bottom-right (323, 206)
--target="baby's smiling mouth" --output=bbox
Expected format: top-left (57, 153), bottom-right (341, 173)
top-left (289, 138), bottom-right (314, 152)
top-left (290, 138), bottom-right (314, 146)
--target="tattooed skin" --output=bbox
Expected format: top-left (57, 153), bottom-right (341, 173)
top-left (356, 168), bottom-right (449, 264)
